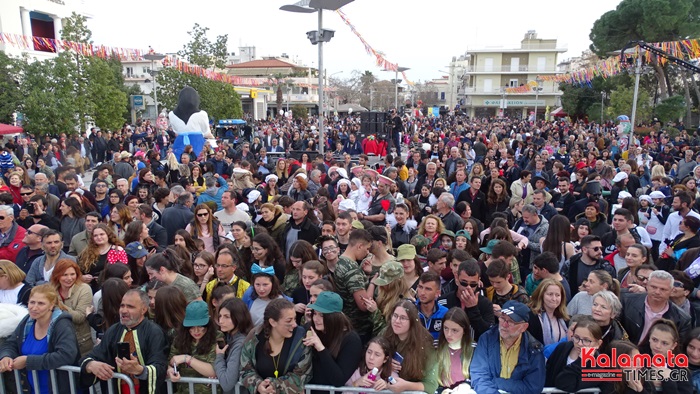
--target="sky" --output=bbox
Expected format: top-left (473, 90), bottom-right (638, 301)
top-left (87, 0), bottom-right (620, 83)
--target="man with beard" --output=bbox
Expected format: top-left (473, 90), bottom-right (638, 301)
top-left (26, 230), bottom-right (74, 286)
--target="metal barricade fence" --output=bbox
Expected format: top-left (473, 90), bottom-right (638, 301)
top-left (0, 365), bottom-right (135, 394)
top-left (166, 376), bottom-right (220, 394)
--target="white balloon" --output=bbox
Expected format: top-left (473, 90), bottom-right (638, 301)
top-left (348, 108), bottom-right (353, 114)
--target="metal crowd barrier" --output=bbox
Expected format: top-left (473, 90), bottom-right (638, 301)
top-left (0, 365), bottom-right (602, 394)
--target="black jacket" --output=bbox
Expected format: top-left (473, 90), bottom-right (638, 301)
top-left (620, 293), bottom-right (692, 344)
top-left (457, 188), bottom-right (487, 223)
top-left (545, 341), bottom-right (607, 393)
top-left (561, 253), bottom-right (616, 298)
top-left (281, 217), bottom-right (320, 255)
top-left (308, 331), bottom-right (363, 391)
top-left (438, 291), bottom-right (494, 341)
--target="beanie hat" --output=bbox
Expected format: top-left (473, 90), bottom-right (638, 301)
top-left (0, 152), bottom-right (14, 171)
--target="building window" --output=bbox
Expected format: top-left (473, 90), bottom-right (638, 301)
top-left (538, 57), bottom-right (546, 72)
top-left (29, 12), bottom-right (56, 53)
top-left (440, 92), bottom-right (446, 101)
top-left (483, 79), bottom-right (493, 93)
top-left (509, 79), bottom-right (519, 87)
top-left (125, 67), bottom-right (134, 77)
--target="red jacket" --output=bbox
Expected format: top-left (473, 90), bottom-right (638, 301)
top-left (0, 223), bottom-right (26, 262)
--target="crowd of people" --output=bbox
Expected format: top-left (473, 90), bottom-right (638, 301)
top-left (0, 112), bottom-right (698, 394)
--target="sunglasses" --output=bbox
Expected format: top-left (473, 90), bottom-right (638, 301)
top-left (636, 275), bottom-right (649, 282)
top-left (459, 280), bottom-right (479, 289)
top-left (20, 192), bottom-right (33, 196)
top-left (586, 246), bottom-right (602, 252)
top-left (673, 281), bottom-right (684, 288)
top-left (197, 213), bottom-right (209, 217)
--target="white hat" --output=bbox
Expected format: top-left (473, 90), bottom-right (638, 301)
top-left (338, 198), bottom-right (356, 212)
top-left (295, 173), bottom-right (308, 180)
top-left (338, 179), bottom-right (351, 188)
top-left (337, 168), bottom-right (348, 179)
top-left (265, 174), bottom-right (278, 184)
top-left (224, 232), bottom-right (236, 241)
top-left (328, 166), bottom-right (339, 176)
top-left (235, 203), bottom-right (249, 212)
top-left (618, 191), bottom-right (632, 200)
top-left (650, 191), bottom-right (666, 199)
top-left (639, 195), bottom-right (652, 204)
top-left (246, 190), bottom-right (261, 204)
top-left (612, 172), bottom-right (628, 183)
top-left (351, 178), bottom-right (362, 189)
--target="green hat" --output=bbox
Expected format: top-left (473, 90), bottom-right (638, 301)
top-left (396, 244), bottom-right (417, 261)
top-left (479, 239), bottom-right (500, 255)
top-left (374, 261), bottom-right (404, 286)
top-left (441, 230), bottom-right (456, 239)
top-left (183, 301), bottom-right (210, 327)
top-left (455, 230), bottom-right (471, 241)
top-left (411, 235), bottom-right (431, 251)
top-left (307, 291), bottom-right (343, 314)
top-left (351, 220), bottom-right (365, 229)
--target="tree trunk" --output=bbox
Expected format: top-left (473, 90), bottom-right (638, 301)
top-left (276, 86), bottom-right (283, 116)
top-left (651, 60), bottom-right (669, 100)
top-left (684, 71), bottom-right (693, 126)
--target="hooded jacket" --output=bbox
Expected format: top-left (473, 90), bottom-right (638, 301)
top-left (560, 253), bottom-right (615, 299)
top-left (0, 222), bottom-right (26, 262)
top-left (575, 211), bottom-right (611, 237)
top-left (196, 177), bottom-right (229, 211)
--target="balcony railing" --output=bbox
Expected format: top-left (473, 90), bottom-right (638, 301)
top-left (460, 87), bottom-right (561, 95)
top-left (464, 65), bottom-right (559, 73)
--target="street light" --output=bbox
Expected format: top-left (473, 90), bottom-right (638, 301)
top-left (281, 0), bottom-right (354, 155)
top-left (384, 66), bottom-right (409, 111)
top-left (143, 52), bottom-right (166, 120)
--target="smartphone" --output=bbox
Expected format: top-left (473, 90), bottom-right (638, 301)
top-left (393, 352), bottom-right (404, 364)
top-left (217, 338), bottom-right (226, 350)
top-left (117, 342), bottom-right (131, 360)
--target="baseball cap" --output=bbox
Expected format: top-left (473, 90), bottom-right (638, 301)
top-left (307, 291), bottom-right (343, 314)
top-left (373, 261), bottom-right (404, 286)
top-left (396, 244), bottom-right (417, 261)
top-left (480, 239), bottom-right (500, 255)
top-left (125, 242), bottom-right (148, 259)
top-left (183, 301), bottom-right (210, 327)
top-left (500, 300), bottom-right (530, 323)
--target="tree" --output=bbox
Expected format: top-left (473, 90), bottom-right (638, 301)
top-left (606, 85), bottom-right (652, 123)
top-left (268, 74), bottom-right (294, 116)
top-left (85, 56), bottom-right (127, 131)
top-left (292, 104), bottom-right (308, 119)
top-left (589, 0), bottom-right (700, 100)
top-left (654, 95), bottom-right (686, 124)
top-left (0, 52), bottom-right (23, 124)
top-left (61, 12), bottom-right (92, 133)
top-left (178, 23), bottom-right (229, 70)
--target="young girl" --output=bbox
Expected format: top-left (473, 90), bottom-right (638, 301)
top-left (638, 195), bottom-right (653, 227)
top-left (436, 308), bottom-right (475, 391)
top-left (242, 265), bottom-right (290, 326)
top-left (639, 319), bottom-right (694, 393)
top-left (345, 336), bottom-right (396, 392)
top-left (545, 318), bottom-right (604, 392)
top-left (356, 175), bottom-right (374, 215)
top-left (291, 260), bottom-right (326, 323)
top-left (167, 300), bottom-right (219, 394)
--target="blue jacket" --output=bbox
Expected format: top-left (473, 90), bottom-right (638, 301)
top-left (416, 300), bottom-right (448, 341)
top-left (450, 181), bottom-right (469, 201)
top-left (470, 326), bottom-right (545, 394)
top-left (196, 178), bottom-right (229, 211)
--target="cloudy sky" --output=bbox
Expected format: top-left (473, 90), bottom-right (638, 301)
top-left (87, 0), bottom-right (620, 82)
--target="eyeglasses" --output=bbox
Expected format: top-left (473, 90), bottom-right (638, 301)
top-left (110, 195), bottom-right (120, 199)
top-left (20, 192), bottom-right (33, 196)
top-left (197, 213), bottom-right (209, 217)
top-left (459, 280), bottom-right (479, 289)
top-left (391, 313), bottom-right (410, 322)
top-left (498, 315), bottom-right (524, 327)
top-left (586, 246), bottom-right (602, 252)
top-left (636, 275), bottom-right (649, 283)
top-left (26, 230), bottom-right (37, 236)
top-left (673, 281), bottom-right (683, 288)
top-left (322, 247), bottom-right (338, 253)
top-left (572, 335), bottom-right (594, 346)
top-left (215, 264), bottom-right (233, 269)
top-left (193, 264), bottom-right (208, 269)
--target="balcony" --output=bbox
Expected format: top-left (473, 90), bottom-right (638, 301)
top-left (124, 74), bottom-right (148, 81)
top-left (460, 87), bottom-right (561, 95)
top-left (464, 65), bottom-right (560, 74)
top-left (283, 94), bottom-right (319, 103)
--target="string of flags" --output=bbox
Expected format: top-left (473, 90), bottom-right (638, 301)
top-left (0, 32), bottom-right (262, 87)
top-left (335, 10), bottom-right (414, 86)
top-left (538, 38), bottom-right (700, 86)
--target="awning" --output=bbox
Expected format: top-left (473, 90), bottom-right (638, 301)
top-left (0, 124), bottom-right (23, 135)
top-left (550, 107), bottom-right (567, 117)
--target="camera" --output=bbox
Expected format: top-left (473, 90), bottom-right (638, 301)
top-left (26, 202), bottom-right (35, 215)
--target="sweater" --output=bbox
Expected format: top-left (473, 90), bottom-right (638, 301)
top-left (214, 332), bottom-right (246, 394)
top-left (308, 331), bottom-right (363, 390)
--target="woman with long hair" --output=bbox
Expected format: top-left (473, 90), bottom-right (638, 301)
top-left (240, 299), bottom-right (312, 393)
top-left (215, 298), bottom-right (254, 394)
top-left (283, 240), bottom-right (316, 297)
top-left (145, 251), bottom-right (201, 302)
top-left (485, 178), bottom-right (510, 224)
top-left (346, 336), bottom-right (396, 391)
top-left (87, 278), bottom-right (130, 339)
top-left (0, 284), bottom-right (80, 393)
top-left (251, 233), bottom-right (286, 284)
top-left (0, 260), bottom-right (32, 306)
top-left (417, 215), bottom-right (446, 249)
top-left (193, 250), bottom-right (215, 293)
top-left (684, 327), bottom-right (700, 392)
top-left (190, 164), bottom-right (206, 196)
top-left (366, 261), bottom-right (413, 336)
top-left (186, 204), bottom-right (225, 254)
top-left (527, 279), bottom-right (570, 346)
top-left (59, 197), bottom-right (86, 252)
top-left (174, 229), bottom-right (199, 256)
top-left (435, 307), bottom-right (475, 391)
top-left (541, 215), bottom-right (576, 268)
top-left (124, 220), bottom-right (160, 253)
top-left (78, 223), bottom-right (127, 294)
top-left (506, 196), bottom-right (525, 228)
top-left (618, 244), bottom-right (650, 290)
top-left (658, 216), bottom-right (700, 271)
top-left (91, 263), bottom-right (133, 320)
top-left (23, 158), bottom-right (37, 179)
top-left (291, 260), bottom-right (325, 323)
top-left (304, 291), bottom-right (363, 388)
top-left (383, 299), bottom-right (438, 394)
top-left (243, 265), bottom-right (288, 326)
top-left (463, 219), bottom-right (482, 259)
top-left (638, 319), bottom-right (694, 393)
top-left (104, 189), bottom-right (124, 219)
top-left (275, 158), bottom-right (289, 185)
top-left (50, 259), bottom-right (93, 357)
top-left (154, 285), bottom-right (187, 347)
top-left (167, 301), bottom-right (219, 394)
top-left (108, 203), bottom-right (132, 240)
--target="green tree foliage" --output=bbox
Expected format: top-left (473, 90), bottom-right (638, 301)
top-left (178, 23), bottom-right (229, 69)
top-left (158, 68), bottom-right (242, 122)
top-left (85, 56), bottom-right (127, 131)
top-left (0, 52), bottom-right (23, 124)
top-left (21, 54), bottom-right (78, 136)
top-left (292, 104), bottom-right (308, 119)
top-left (606, 85), bottom-right (652, 122)
top-left (654, 95), bottom-right (686, 124)
top-left (560, 84), bottom-right (600, 120)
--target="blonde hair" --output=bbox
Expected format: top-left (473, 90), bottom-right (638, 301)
top-left (529, 278), bottom-right (570, 320)
top-left (0, 260), bottom-right (26, 286)
top-left (418, 214), bottom-right (446, 236)
top-left (30, 284), bottom-right (68, 311)
top-left (651, 164), bottom-right (666, 179)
